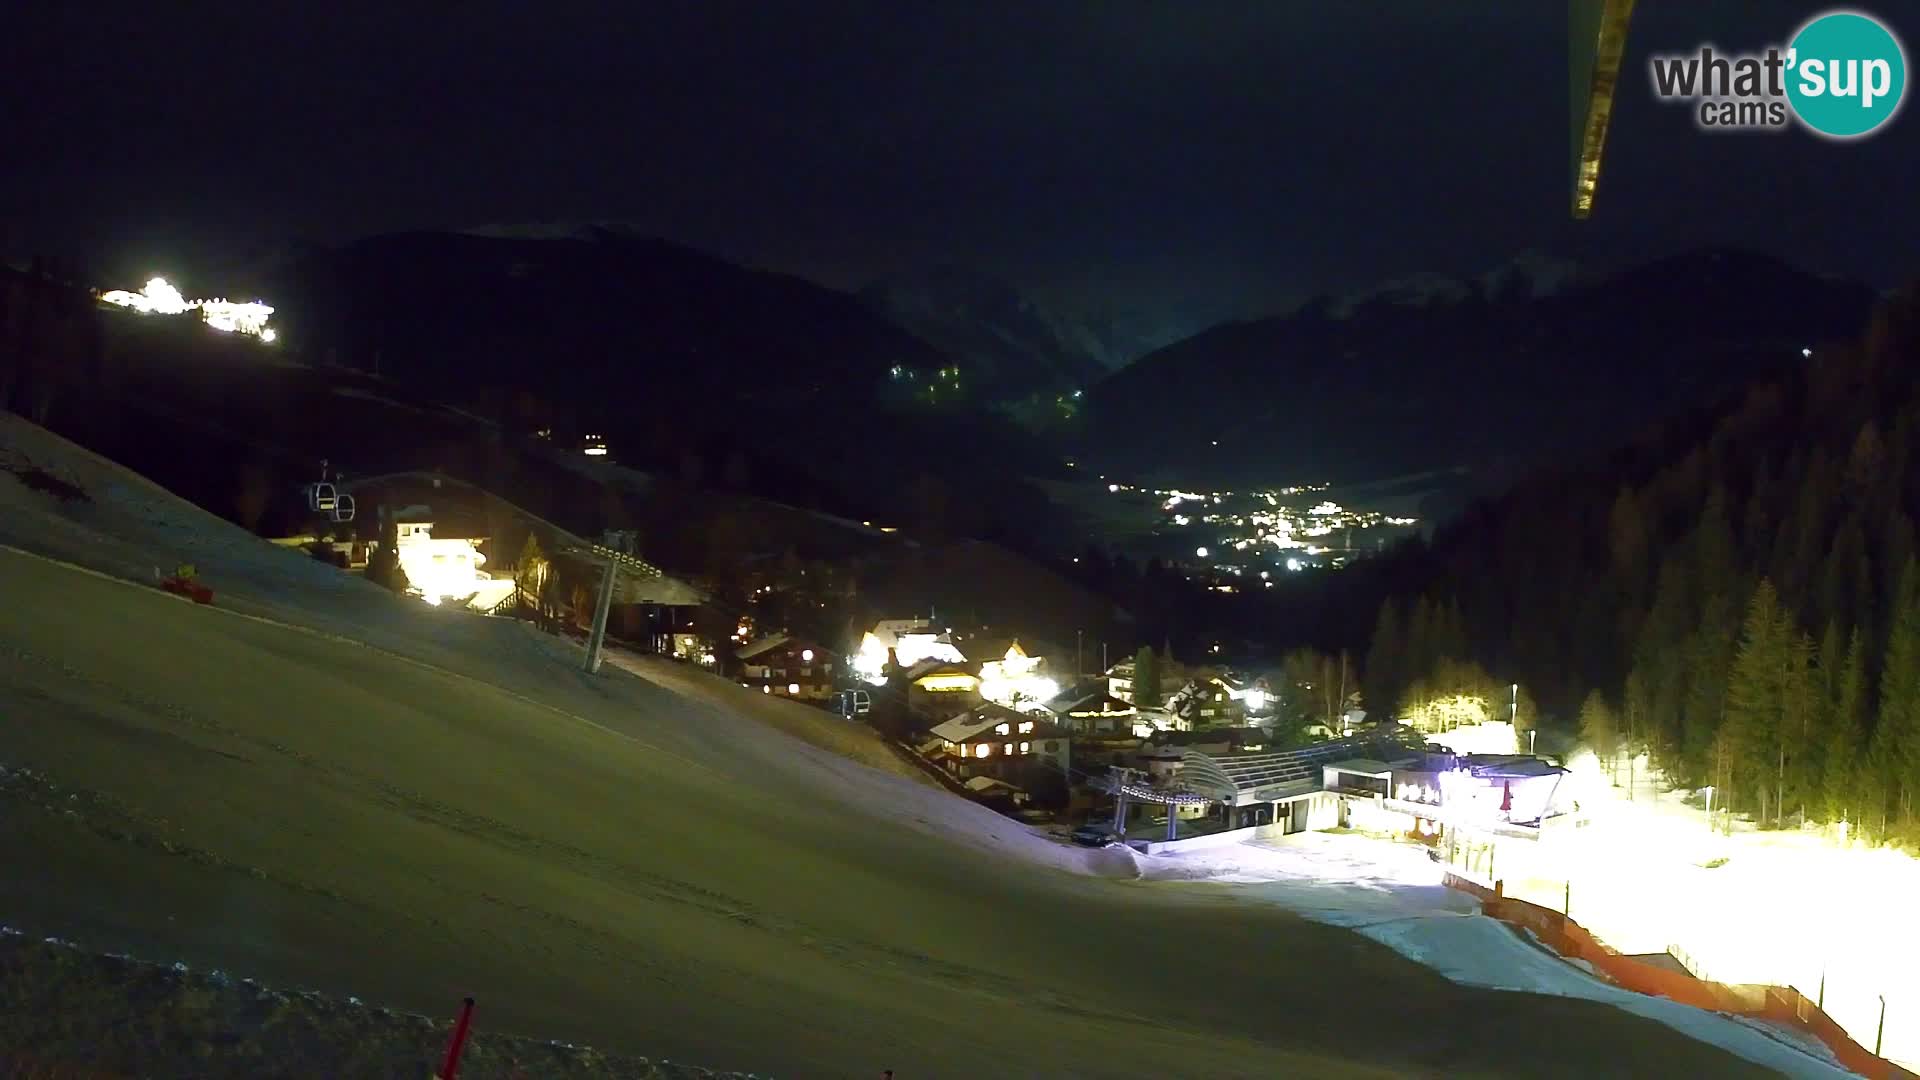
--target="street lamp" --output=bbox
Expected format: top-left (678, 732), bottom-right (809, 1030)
top-left (1512, 683), bottom-right (1534, 755)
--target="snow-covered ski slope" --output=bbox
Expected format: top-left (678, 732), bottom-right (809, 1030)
top-left (0, 413), bottom-right (1836, 1077)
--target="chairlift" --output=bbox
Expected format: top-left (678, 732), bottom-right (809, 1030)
top-left (304, 481), bottom-right (337, 513)
top-left (302, 459), bottom-right (356, 523)
top-left (304, 459), bottom-right (337, 513)
top-left (833, 689), bottom-right (873, 719)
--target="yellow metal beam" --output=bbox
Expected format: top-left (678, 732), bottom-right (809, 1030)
top-left (1571, 0), bottom-right (1638, 219)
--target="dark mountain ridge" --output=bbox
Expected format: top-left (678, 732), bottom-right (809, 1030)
top-left (257, 229), bottom-right (1083, 541)
top-left (266, 227), bottom-right (950, 415)
top-left (1080, 248), bottom-right (1879, 495)
top-left (860, 265), bottom-right (1110, 403)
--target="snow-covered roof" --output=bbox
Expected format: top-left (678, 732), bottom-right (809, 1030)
top-left (868, 618), bottom-right (938, 649)
top-left (735, 633), bottom-right (793, 660)
top-left (904, 658), bottom-right (972, 682)
top-left (929, 704), bottom-right (1064, 744)
top-left (1047, 689), bottom-right (1135, 716)
top-left (929, 710), bottom-right (1005, 744)
top-left (964, 775), bottom-right (1023, 795)
top-left (1324, 758), bottom-right (1397, 776)
top-left (1460, 756), bottom-right (1567, 780)
top-left (1162, 681), bottom-right (1197, 710)
top-left (1178, 735), bottom-right (1424, 806)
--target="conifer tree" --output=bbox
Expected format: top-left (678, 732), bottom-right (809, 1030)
top-left (1725, 580), bottom-right (1789, 825)
top-left (1133, 645), bottom-right (1163, 709)
top-left (1364, 599), bottom-right (1403, 713)
top-left (1824, 627), bottom-right (1867, 825)
top-left (1782, 630), bottom-right (1819, 821)
top-left (1876, 560), bottom-right (1920, 823)
top-left (1579, 690), bottom-right (1619, 784)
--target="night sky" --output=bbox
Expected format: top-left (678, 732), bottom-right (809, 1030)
top-left (8, 1), bottom-right (1918, 334)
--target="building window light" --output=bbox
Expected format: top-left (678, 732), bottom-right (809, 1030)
top-left (975, 744), bottom-right (992, 758)
top-left (1018, 721), bottom-right (1034, 734)
top-left (996, 723), bottom-right (1010, 735)
top-left (1003, 743), bottom-right (1013, 756)
top-left (1019, 742), bottom-right (1030, 754)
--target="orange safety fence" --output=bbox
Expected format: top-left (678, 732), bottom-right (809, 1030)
top-left (1446, 876), bottom-right (1915, 1080)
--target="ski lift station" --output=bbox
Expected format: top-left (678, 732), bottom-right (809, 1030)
top-left (1102, 729), bottom-right (1581, 855)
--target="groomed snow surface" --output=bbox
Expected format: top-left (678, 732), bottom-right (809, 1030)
top-left (1501, 755), bottom-right (1918, 1070)
top-left (0, 413), bottom-right (1861, 1076)
top-left (1134, 833), bottom-right (1855, 1078)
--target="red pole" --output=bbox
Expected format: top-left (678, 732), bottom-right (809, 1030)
top-left (439, 997), bottom-right (476, 1080)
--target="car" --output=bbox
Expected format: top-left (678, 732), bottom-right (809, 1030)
top-left (1070, 824), bottom-right (1121, 847)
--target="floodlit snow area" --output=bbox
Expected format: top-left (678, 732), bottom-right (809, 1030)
top-left (1135, 832), bottom-right (1857, 1078)
top-left (1490, 751), bottom-right (1920, 1069)
top-left (1136, 830), bottom-right (1470, 922)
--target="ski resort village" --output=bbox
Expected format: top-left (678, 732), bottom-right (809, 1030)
top-left (2, 256), bottom-right (1916, 1078)
top-left (6, 4), bottom-right (1920, 1065)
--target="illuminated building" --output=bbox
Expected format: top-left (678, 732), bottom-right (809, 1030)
top-left (1043, 688), bottom-right (1138, 737)
top-left (924, 703), bottom-right (1072, 788)
top-left (853, 619), bottom-right (967, 685)
top-left (98, 277), bottom-right (278, 340)
top-left (736, 633), bottom-right (836, 700)
top-left (977, 641), bottom-right (1059, 712)
top-left (392, 521), bottom-right (510, 608)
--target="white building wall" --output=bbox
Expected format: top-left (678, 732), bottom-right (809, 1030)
top-left (1303, 793), bottom-right (1340, 831)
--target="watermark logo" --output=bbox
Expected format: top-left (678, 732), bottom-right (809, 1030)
top-left (1649, 9), bottom-right (1907, 138)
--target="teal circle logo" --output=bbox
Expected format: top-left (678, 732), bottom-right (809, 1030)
top-left (1786, 10), bottom-right (1907, 138)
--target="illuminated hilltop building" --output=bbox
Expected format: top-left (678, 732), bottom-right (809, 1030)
top-left (98, 277), bottom-right (277, 341)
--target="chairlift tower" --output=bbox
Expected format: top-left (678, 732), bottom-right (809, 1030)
top-left (565, 541), bottom-right (675, 674)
